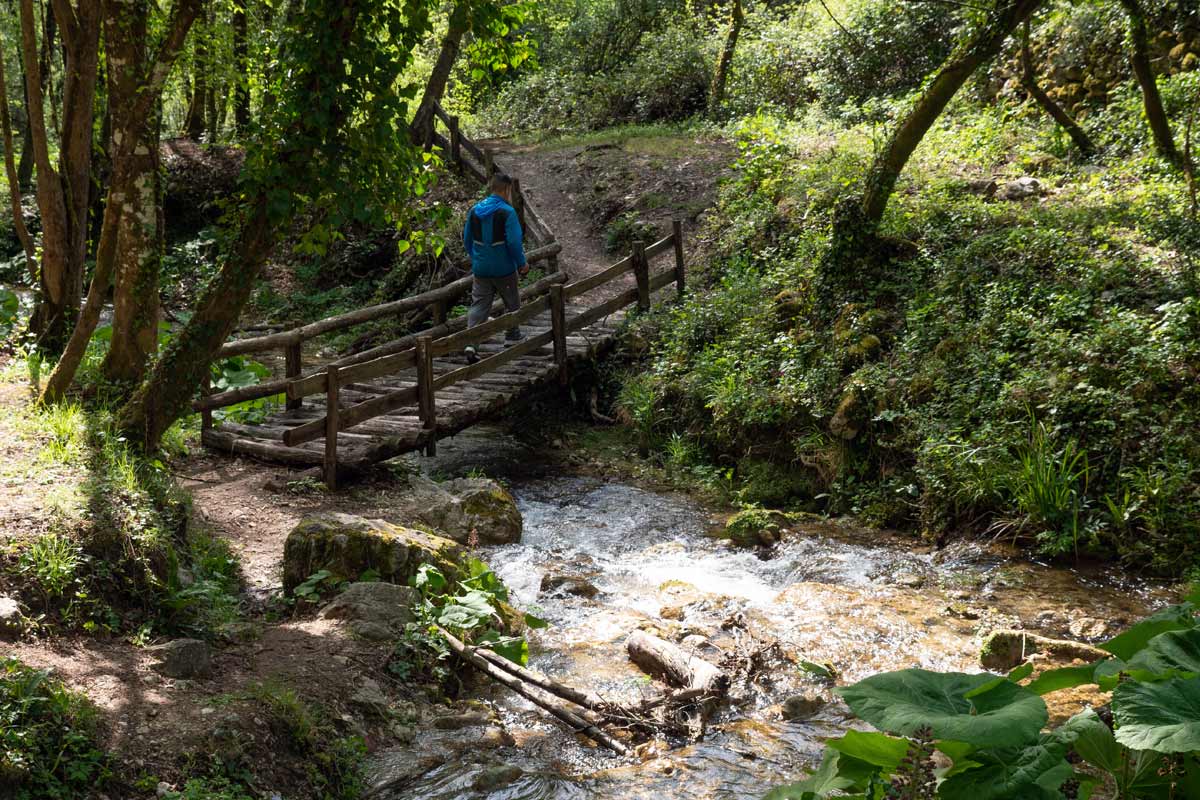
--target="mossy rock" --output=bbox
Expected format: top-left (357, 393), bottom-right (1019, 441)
top-left (724, 508), bottom-right (792, 548)
top-left (395, 477), bottom-right (522, 546)
top-left (282, 513), bottom-right (464, 595)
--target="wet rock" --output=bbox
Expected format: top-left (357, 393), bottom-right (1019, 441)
top-left (540, 573), bottom-right (599, 598)
top-left (1034, 609), bottom-right (1068, 633)
top-left (724, 509), bottom-right (789, 548)
top-left (149, 638), bottom-right (211, 679)
top-left (892, 571), bottom-right (926, 589)
top-left (1068, 616), bottom-right (1111, 641)
top-left (980, 629), bottom-right (1107, 671)
top-left (944, 603), bottom-right (980, 620)
top-left (282, 513), bottom-right (463, 594)
top-left (432, 711), bottom-right (492, 730)
top-left (782, 694), bottom-right (826, 721)
top-left (319, 582), bottom-right (418, 640)
top-left (472, 764), bottom-right (523, 792)
top-left (396, 477), bottom-right (522, 545)
top-left (0, 595), bottom-right (24, 639)
top-left (350, 678), bottom-right (389, 717)
top-left (964, 178), bottom-right (997, 198)
top-left (998, 176), bottom-right (1043, 201)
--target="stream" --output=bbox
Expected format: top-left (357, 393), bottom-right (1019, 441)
top-left (370, 434), bottom-right (1173, 800)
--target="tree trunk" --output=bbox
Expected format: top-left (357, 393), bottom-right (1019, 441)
top-left (43, 0), bottom-right (201, 397)
top-left (184, 1), bottom-right (208, 139)
top-left (707, 0), bottom-right (743, 120)
top-left (1119, 0), bottom-right (1180, 166)
top-left (1020, 19), bottom-right (1094, 157)
top-left (626, 630), bottom-right (729, 696)
top-left (232, 0), bottom-right (250, 133)
top-left (410, 1), bottom-right (468, 143)
top-left (19, 0), bottom-right (101, 351)
top-left (0, 33), bottom-right (38, 279)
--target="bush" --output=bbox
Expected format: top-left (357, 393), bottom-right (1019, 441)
top-left (0, 659), bottom-right (111, 799)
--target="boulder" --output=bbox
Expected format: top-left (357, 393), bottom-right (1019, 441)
top-left (998, 176), bottom-right (1043, 201)
top-left (149, 638), bottom-right (211, 679)
top-left (540, 573), bottom-right (599, 598)
top-left (782, 694), bottom-right (827, 721)
top-left (283, 513), bottom-right (463, 594)
top-left (397, 477), bottom-right (522, 545)
top-left (0, 595), bottom-right (24, 640)
top-left (472, 764), bottom-right (523, 792)
top-left (724, 509), bottom-right (790, 548)
top-left (979, 629), bottom-right (1107, 671)
top-left (319, 582), bottom-right (419, 641)
top-left (350, 678), bottom-right (390, 717)
top-left (1068, 616), bottom-right (1111, 641)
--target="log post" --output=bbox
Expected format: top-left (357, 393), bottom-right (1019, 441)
top-left (449, 115), bottom-right (461, 168)
top-left (483, 148), bottom-right (495, 178)
top-left (672, 219), bottom-right (686, 299)
top-left (324, 365), bottom-right (340, 489)
top-left (417, 335), bottom-right (436, 457)
top-left (200, 372), bottom-right (213, 431)
top-left (550, 284), bottom-right (568, 387)
top-left (431, 299), bottom-right (446, 326)
top-left (633, 242), bottom-right (650, 311)
top-left (285, 341), bottom-right (303, 411)
top-left (513, 177), bottom-right (527, 232)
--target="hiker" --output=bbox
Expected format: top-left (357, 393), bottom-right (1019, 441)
top-left (462, 172), bottom-right (529, 364)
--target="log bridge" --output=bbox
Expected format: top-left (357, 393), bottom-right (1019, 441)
top-left (195, 103), bottom-right (687, 487)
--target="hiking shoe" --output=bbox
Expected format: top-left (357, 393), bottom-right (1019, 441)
top-left (505, 329), bottom-right (525, 343)
top-left (464, 345), bottom-right (479, 364)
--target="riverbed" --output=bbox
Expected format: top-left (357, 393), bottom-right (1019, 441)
top-left (373, 460), bottom-right (1172, 800)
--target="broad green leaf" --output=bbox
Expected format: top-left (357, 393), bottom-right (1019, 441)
top-left (939, 736), bottom-right (1073, 800)
top-left (1124, 628), bottom-right (1200, 680)
top-left (763, 749), bottom-right (872, 799)
top-left (412, 564), bottom-right (446, 593)
top-left (1113, 676), bottom-right (1200, 753)
top-left (839, 669), bottom-right (1048, 748)
top-left (478, 631), bottom-right (528, 666)
top-left (798, 660), bottom-right (836, 680)
top-left (826, 730), bottom-right (908, 771)
top-left (437, 590), bottom-right (495, 630)
top-left (1055, 710), bottom-right (1122, 774)
top-left (1101, 603), bottom-right (1197, 661)
top-left (523, 611), bottom-right (549, 630)
top-left (1026, 662), bottom-right (1108, 695)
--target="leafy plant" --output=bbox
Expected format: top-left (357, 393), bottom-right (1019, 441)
top-left (768, 599), bottom-right (1200, 799)
top-left (1007, 420), bottom-right (1090, 558)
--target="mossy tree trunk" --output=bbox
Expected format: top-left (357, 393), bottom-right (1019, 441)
top-left (707, 0), bottom-right (743, 119)
top-left (1118, 0), bottom-right (1181, 166)
top-left (42, 0), bottom-right (201, 400)
top-left (410, 1), bottom-right (469, 142)
top-left (19, 0), bottom-right (101, 352)
top-left (1020, 19), bottom-right (1094, 157)
top-left (820, 0), bottom-right (1042, 300)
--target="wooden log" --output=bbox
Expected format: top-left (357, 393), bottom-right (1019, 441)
top-left (201, 428), bottom-right (324, 465)
top-left (449, 116), bottom-right (461, 168)
top-left (649, 265), bottom-right (677, 292)
top-left (417, 335), bottom-right (436, 457)
top-left (550, 284), bottom-right (568, 387)
top-left (288, 349), bottom-right (419, 401)
top-left (484, 148), bottom-right (495, 178)
top-left (513, 177), bottom-right (527, 231)
top-left (282, 385), bottom-right (420, 446)
top-left (431, 295), bottom-right (551, 357)
top-left (565, 254), bottom-right (633, 300)
top-left (567, 287), bottom-right (639, 333)
top-left (433, 329), bottom-right (555, 391)
top-left (626, 630), bottom-right (729, 696)
top-left (200, 372), bottom-right (213, 431)
top-left (633, 243), bottom-right (650, 311)
top-left (324, 366), bottom-right (339, 488)
top-left (643, 232), bottom-right (675, 261)
top-left (438, 627), bottom-right (628, 755)
top-left (285, 342), bottom-right (303, 411)
top-left (672, 220), bottom-right (685, 298)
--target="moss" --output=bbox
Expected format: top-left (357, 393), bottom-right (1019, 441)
top-left (724, 508), bottom-right (790, 548)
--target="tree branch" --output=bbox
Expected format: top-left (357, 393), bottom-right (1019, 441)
top-left (0, 34), bottom-right (38, 277)
top-left (134, 0), bottom-right (204, 123)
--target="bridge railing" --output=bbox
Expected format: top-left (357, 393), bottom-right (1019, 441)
top-left (292, 222), bottom-right (686, 487)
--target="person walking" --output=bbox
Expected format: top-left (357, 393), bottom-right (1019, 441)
top-left (462, 172), bottom-right (529, 364)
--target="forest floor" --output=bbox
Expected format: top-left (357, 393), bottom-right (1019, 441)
top-left (1, 129), bottom-right (732, 798)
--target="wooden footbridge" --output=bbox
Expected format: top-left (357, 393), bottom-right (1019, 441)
top-left (195, 104), bottom-right (686, 486)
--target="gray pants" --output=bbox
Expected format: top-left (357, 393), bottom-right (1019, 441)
top-left (467, 272), bottom-right (521, 339)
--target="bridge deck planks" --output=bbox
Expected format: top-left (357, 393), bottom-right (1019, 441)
top-left (201, 317), bottom-right (622, 469)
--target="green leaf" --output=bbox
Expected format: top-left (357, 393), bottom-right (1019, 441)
top-left (1124, 628), bottom-right (1200, 680)
top-left (1101, 603), bottom-right (1197, 661)
top-left (763, 749), bottom-right (873, 799)
top-left (798, 660), bottom-right (836, 680)
top-left (523, 611), bottom-right (548, 629)
top-left (839, 669), bottom-right (1048, 748)
top-left (939, 736), bottom-right (1073, 800)
top-left (826, 730), bottom-right (909, 771)
top-left (437, 590), bottom-right (495, 630)
top-left (1026, 662), bottom-right (1107, 695)
top-left (1113, 676), bottom-right (1200, 753)
top-left (411, 563), bottom-right (446, 594)
top-left (479, 631), bottom-right (528, 666)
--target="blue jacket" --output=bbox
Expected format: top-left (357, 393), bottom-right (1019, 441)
top-left (463, 194), bottom-right (527, 278)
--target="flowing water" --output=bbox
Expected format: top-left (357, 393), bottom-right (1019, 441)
top-left (371, 454), bottom-right (1175, 800)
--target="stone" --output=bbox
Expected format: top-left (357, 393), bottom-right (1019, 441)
top-left (964, 178), bottom-right (997, 198)
top-left (724, 509), bottom-right (790, 548)
top-left (156, 782), bottom-right (174, 798)
top-left (395, 477), bottom-right (522, 545)
top-left (350, 678), bottom-right (390, 717)
top-left (283, 513), bottom-right (464, 594)
top-left (0, 595), bottom-right (24, 639)
top-left (782, 694), bottom-right (826, 721)
top-left (149, 638), bottom-right (211, 679)
top-left (432, 711), bottom-right (491, 730)
top-left (979, 629), bottom-right (1107, 671)
top-left (472, 765), bottom-right (523, 792)
top-left (539, 573), bottom-right (599, 598)
top-left (998, 176), bottom-right (1043, 201)
top-left (319, 581), bottom-right (418, 641)
top-left (1068, 616), bottom-right (1111, 641)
